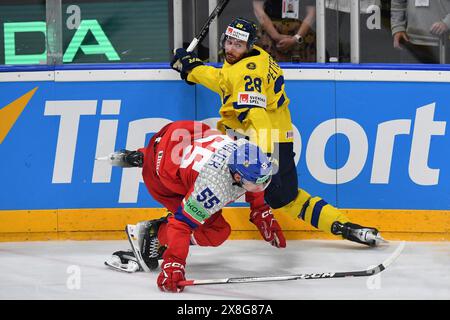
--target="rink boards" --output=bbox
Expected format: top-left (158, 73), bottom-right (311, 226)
top-left (0, 64), bottom-right (449, 241)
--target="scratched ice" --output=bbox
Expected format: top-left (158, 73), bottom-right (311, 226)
top-left (0, 240), bottom-right (448, 300)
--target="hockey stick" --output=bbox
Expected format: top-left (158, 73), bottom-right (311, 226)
top-left (172, 0), bottom-right (230, 70)
top-left (179, 241), bottom-right (405, 287)
top-left (186, 0), bottom-right (230, 52)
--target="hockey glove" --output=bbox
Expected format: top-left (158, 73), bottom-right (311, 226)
top-left (157, 258), bottom-right (186, 293)
top-left (250, 205), bottom-right (286, 248)
top-left (170, 48), bottom-right (203, 85)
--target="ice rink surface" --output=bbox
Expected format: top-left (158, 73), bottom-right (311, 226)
top-left (0, 239), bottom-right (448, 300)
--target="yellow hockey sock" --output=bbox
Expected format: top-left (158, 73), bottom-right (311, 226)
top-left (273, 188), bottom-right (311, 220)
top-left (274, 188), bottom-right (349, 235)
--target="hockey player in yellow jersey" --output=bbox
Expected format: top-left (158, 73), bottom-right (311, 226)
top-left (171, 17), bottom-right (385, 247)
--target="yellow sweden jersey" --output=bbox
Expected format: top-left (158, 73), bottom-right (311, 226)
top-left (187, 45), bottom-right (294, 154)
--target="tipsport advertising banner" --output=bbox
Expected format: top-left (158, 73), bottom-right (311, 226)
top-left (0, 73), bottom-right (448, 210)
top-left (0, 80), bottom-right (195, 210)
top-left (198, 80), bottom-right (450, 210)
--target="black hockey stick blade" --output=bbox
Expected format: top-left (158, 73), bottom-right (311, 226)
top-left (179, 241), bottom-right (405, 287)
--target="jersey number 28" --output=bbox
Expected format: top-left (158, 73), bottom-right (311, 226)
top-left (244, 76), bottom-right (262, 93)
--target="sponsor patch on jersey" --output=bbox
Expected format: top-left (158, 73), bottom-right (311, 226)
top-left (238, 92), bottom-right (267, 108)
top-left (286, 131), bottom-right (294, 139)
top-left (225, 26), bottom-right (250, 42)
top-left (183, 197), bottom-right (211, 223)
top-left (246, 62), bottom-right (256, 70)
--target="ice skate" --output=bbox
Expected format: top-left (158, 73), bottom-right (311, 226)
top-left (331, 222), bottom-right (387, 247)
top-left (96, 149), bottom-right (143, 168)
top-left (126, 215), bottom-right (169, 272)
top-left (104, 250), bottom-right (142, 273)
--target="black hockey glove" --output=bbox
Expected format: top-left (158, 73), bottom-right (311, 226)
top-left (170, 48), bottom-right (203, 85)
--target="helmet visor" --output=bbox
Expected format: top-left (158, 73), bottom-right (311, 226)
top-left (241, 174), bottom-right (272, 193)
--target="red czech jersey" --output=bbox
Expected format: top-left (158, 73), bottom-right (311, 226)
top-left (140, 121), bottom-right (266, 264)
top-left (141, 121), bottom-right (265, 229)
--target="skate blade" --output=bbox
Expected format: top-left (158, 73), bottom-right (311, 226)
top-left (372, 233), bottom-right (389, 245)
top-left (104, 260), bottom-right (140, 273)
top-left (377, 236), bottom-right (389, 243)
top-left (96, 152), bottom-right (132, 167)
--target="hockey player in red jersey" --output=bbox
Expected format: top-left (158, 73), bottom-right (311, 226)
top-left (104, 120), bottom-right (285, 292)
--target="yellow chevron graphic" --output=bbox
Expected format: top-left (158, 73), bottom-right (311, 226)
top-left (0, 87), bottom-right (38, 144)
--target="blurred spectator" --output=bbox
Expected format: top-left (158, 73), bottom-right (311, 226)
top-left (391, 0), bottom-right (450, 63)
top-left (252, 0), bottom-right (316, 62)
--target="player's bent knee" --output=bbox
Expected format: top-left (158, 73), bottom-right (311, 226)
top-left (209, 222), bottom-right (231, 246)
top-left (193, 220), bottom-right (231, 247)
top-left (209, 226), bottom-right (231, 247)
